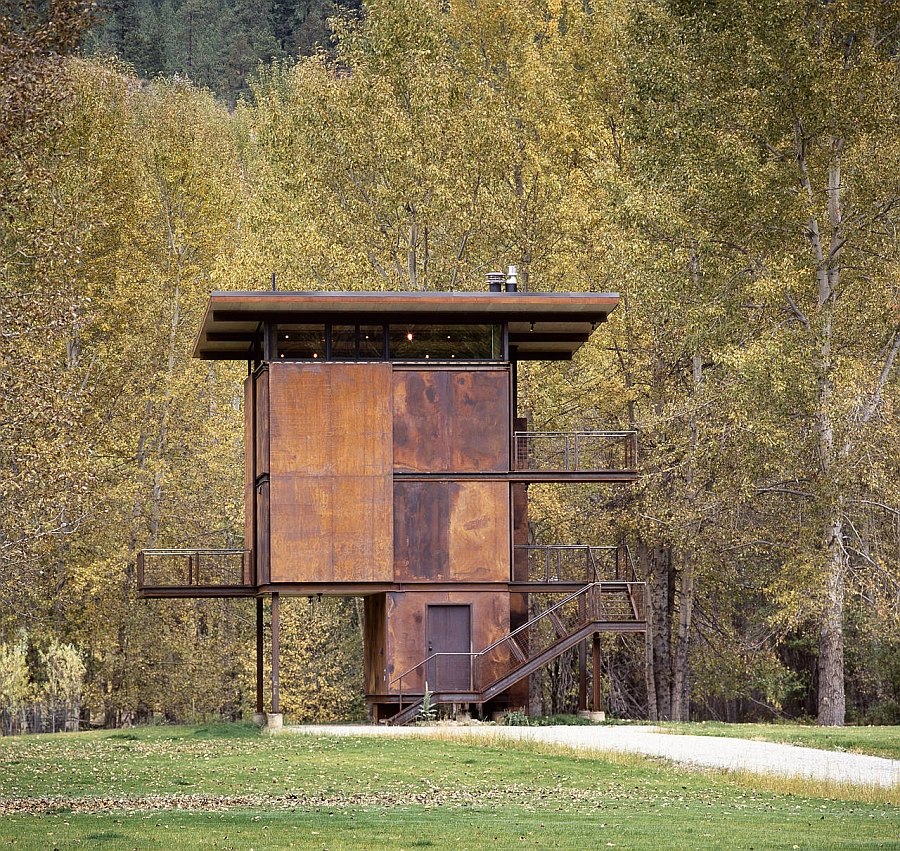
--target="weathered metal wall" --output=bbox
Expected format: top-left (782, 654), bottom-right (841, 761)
top-left (364, 594), bottom-right (388, 695)
top-left (384, 590), bottom-right (510, 694)
top-left (243, 375), bottom-right (255, 585)
top-left (393, 481), bottom-right (509, 582)
top-left (267, 362), bottom-right (393, 583)
top-left (392, 369), bottom-right (509, 472)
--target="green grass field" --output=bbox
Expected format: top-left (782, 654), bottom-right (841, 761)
top-left (658, 722), bottom-right (900, 761)
top-left (0, 723), bottom-right (897, 850)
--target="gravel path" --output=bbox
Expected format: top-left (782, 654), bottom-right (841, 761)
top-left (285, 724), bottom-right (900, 788)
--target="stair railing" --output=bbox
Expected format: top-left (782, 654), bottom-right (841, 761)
top-left (390, 583), bottom-right (601, 713)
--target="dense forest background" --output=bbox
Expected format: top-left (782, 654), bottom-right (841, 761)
top-left (86, 0), bottom-right (361, 104)
top-left (1, 0), bottom-right (898, 732)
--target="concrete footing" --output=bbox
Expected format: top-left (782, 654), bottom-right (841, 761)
top-left (266, 712), bottom-right (284, 732)
top-left (252, 712), bottom-right (266, 727)
top-left (578, 710), bottom-right (606, 722)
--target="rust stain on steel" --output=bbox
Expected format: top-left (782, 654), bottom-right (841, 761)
top-left (392, 481), bottom-right (449, 580)
top-left (393, 481), bottom-right (509, 583)
top-left (392, 369), bottom-right (509, 473)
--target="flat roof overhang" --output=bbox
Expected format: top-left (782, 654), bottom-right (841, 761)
top-left (193, 290), bottom-right (619, 360)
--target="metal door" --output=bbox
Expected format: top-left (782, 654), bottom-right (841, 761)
top-left (426, 605), bottom-right (472, 691)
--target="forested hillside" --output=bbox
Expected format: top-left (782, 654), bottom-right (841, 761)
top-left (1, 0), bottom-right (898, 731)
top-left (86, 0), bottom-right (361, 103)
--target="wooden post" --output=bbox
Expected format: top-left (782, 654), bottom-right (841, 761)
top-left (255, 597), bottom-right (264, 714)
top-left (592, 633), bottom-right (603, 712)
top-left (271, 593), bottom-right (280, 714)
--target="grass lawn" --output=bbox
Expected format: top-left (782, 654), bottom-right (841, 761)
top-left (658, 722), bottom-right (900, 761)
top-left (0, 723), bottom-right (897, 850)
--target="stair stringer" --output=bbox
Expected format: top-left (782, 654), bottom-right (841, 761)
top-left (386, 619), bottom-right (644, 725)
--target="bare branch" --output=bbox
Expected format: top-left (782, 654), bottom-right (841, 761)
top-left (784, 291), bottom-right (811, 330)
top-left (861, 327), bottom-right (900, 424)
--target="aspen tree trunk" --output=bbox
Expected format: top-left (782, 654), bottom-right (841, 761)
top-left (641, 541), bottom-right (658, 721)
top-left (672, 549), bottom-right (694, 721)
top-left (816, 138), bottom-right (846, 726)
top-left (796, 126), bottom-right (847, 725)
top-left (648, 545), bottom-right (673, 720)
top-left (641, 354), bottom-right (674, 720)
top-left (672, 306), bottom-right (703, 722)
top-left (819, 511), bottom-right (847, 725)
top-left (408, 214), bottom-right (418, 290)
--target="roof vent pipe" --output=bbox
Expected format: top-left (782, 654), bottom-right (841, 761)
top-left (487, 271), bottom-right (505, 292)
top-left (505, 265), bottom-right (518, 292)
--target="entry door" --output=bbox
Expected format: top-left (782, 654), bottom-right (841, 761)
top-left (426, 605), bottom-right (472, 692)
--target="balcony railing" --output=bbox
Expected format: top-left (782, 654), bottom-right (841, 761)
top-left (137, 549), bottom-right (250, 589)
top-left (516, 544), bottom-right (638, 584)
top-left (514, 430), bottom-right (636, 472)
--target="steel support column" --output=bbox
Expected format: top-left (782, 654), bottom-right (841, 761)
top-left (271, 592), bottom-right (280, 714)
top-left (255, 596), bottom-right (264, 714)
top-left (592, 633), bottom-right (602, 713)
top-left (578, 596), bottom-right (587, 711)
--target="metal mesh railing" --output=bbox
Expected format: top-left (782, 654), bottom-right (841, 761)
top-left (137, 549), bottom-right (250, 588)
top-left (514, 430), bottom-right (637, 472)
top-left (516, 544), bottom-right (637, 583)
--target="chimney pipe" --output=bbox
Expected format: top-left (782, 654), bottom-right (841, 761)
top-left (487, 271), bottom-right (505, 292)
top-left (505, 265), bottom-right (518, 292)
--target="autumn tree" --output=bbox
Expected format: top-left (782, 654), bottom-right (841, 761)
top-left (614, 0), bottom-right (900, 724)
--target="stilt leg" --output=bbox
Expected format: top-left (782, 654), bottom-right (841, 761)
top-left (578, 595), bottom-right (587, 711)
top-left (592, 633), bottom-right (603, 713)
top-left (255, 597), bottom-right (264, 715)
top-left (267, 593), bottom-right (283, 730)
top-left (252, 597), bottom-right (266, 725)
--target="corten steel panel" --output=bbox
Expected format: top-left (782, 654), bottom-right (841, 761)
top-left (448, 483), bottom-right (509, 581)
top-left (267, 362), bottom-right (393, 583)
top-left (385, 590), bottom-right (510, 694)
top-left (270, 477), bottom-right (393, 582)
top-left (393, 482), bottom-right (509, 582)
top-left (243, 376), bottom-right (255, 584)
top-left (269, 362), bottom-right (392, 476)
top-left (392, 482), bottom-right (449, 580)
top-left (255, 369), bottom-right (269, 475)
top-left (392, 370), bottom-right (509, 473)
top-left (270, 475), bottom-right (329, 582)
top-left (255, 482), bottom-right (270, 584)
top-left (364, 594), bottom-right (387, 694)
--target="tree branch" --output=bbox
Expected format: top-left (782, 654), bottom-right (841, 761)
top-left (860, 327), bottom-right (900, 424)
top-left (784, 291), bottom-right (811, 330)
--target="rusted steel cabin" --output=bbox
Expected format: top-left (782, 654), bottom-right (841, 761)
top-left (138, 286), bottom-right (645, 725)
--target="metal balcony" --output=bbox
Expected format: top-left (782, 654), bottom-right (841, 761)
top-left (516, 543), bottom-right (638, 584)
top-left (513, 430), bottom-right (637, 475)
top-left (137, 549), bottom-right (253, 597)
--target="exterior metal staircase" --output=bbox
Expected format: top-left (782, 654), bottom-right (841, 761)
top-left (387, 578), bottom-right (645, 725)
